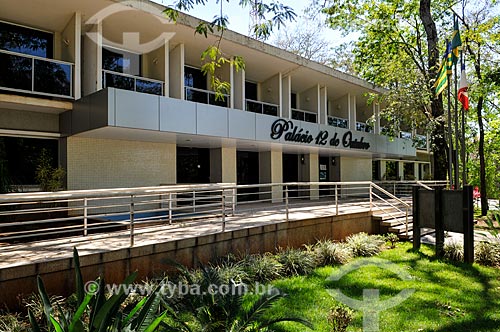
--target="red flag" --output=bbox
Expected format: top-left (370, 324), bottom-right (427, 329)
top-left (458, 63), bottom-right (469, 110)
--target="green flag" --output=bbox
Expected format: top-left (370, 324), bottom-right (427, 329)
top-left (434, 43), bottom-right (451, 96)
top-left (451, 16), bottom-right (462, 64)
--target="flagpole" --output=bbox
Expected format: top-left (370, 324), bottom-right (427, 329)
top-left (460, 54), bottom-right (466, 185)
top-left (446, 39), bottom-right (453, 188)
top-left (454, 49), bottom-right (460, 188)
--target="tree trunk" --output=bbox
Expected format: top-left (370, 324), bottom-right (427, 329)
top-left (420, 0), bottom-right (448, 180)
top-left (477, 96), bottom-right (489, 215)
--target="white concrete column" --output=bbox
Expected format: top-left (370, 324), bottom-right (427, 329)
top-left (414, 163), bottom-right (419, 180)
top-left (379, 160), bottom-right (386, 181)
top-left (61, 12), bottom-right (82, 99)
top-left (209, 147), bottom-right (236, 183)
top-left (229, 62), bottom-right (234, 109)
top-left (259, 150), bottom-right (283, 203)
top-left (348, 93), bottom-right (357, 131)
top-left (320, 86), bottom-right (328, 125)
top-left (374, 103), bottom-right (381, 134)
top-left (281, 75), bottom-right (291, 118)
top-left (82, 20), bottom-right (102, 96)
top-left (307, 153), bottom-right (319, 200)
top-left (233, 64), bottom-right (245, 110)
top-left (398, 161), bottom-right (404, 181)
top-left (164, 40), bottom-right (169, 97)
top-left (278, 72), bottom-right (283, 117)
top-left (169, 43), bottom-right (184, 99)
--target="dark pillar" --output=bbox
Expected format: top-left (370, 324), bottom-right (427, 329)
top-left (412, 186), bottom-right (421, 250)
top-left (463, 185), bottom-right (474, 263)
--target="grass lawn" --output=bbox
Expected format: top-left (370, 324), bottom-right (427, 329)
top-left (268, 242), bottom-right (500, 332)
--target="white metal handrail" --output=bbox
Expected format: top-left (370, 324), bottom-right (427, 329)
top-left (0, 48), bottom-right (74, 99)
top-left (0, 181), bottom-right (431, 247)
top-left (370, 182), bottom-right (411, 237)
top-left (185, 86), bottom-right (230, 106)
top-left (102, 69), bottom-right (164, 95)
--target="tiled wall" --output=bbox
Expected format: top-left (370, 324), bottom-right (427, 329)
top-left (67, 137), bottom-right (176, 190)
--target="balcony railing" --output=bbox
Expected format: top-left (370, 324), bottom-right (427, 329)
top-left (102, 70), bottom-right (164, 96)
top-left (328, 116), bottom-right (349, 129)
top-left (185, 86), bottom-right (230, 107)
top-left (246, 99), bottom-right (278, 116)
top-left (356, 122), bottom-right (373, 133)
top-left (291, 108), bottom-right (317, 123)
top-left (0, 49), bottom-right (73, 99)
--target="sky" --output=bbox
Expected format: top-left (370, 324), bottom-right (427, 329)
top-left (153, 0), bottom-right (353, 48)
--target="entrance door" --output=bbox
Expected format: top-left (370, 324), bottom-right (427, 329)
top-left (282, 154), bottom-right (299, 197)
top-left (237, 151), bottom-right (259, 201)
top-left (319, 156), bottom-right (329, 196)
top-left (176, 147), bottom-right (210, 184)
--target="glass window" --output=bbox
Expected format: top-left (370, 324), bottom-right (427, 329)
top-left (291, 93), bottom-right (297, 109)
top-left (184, 66), bottom-right (206, 89)
top-left (0, 21), bottom-right (53, 58)
top-left (102, 47), bottom-right (141, 76)
top-left (245, 81), bottom-right (257, 100)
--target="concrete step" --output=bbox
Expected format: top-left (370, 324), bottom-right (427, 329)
top-left (380, 216), bottom-right (412, 227)
top-left (399, 228), bottom-right (435, 240)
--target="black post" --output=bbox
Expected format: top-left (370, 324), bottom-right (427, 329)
top-left (435, 187), bottom-right (444, 258)
top-left (454, 53), bottom-right (460, 188)
top-left (412, 186), bottom-right (421, 250)
top-left (463, 185), bottom-right (474, 263)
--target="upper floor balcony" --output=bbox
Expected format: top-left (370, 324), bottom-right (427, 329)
top-left (102, 70), bottom-right (163, 96)
top-left (245, 99), bottom-right (278, 116)
top-left (0, 49), bottom-right (73, 99)
top-left (185, 86), bottom-right (230, 108)
top-left (291, 108), bottom-right (317, 123)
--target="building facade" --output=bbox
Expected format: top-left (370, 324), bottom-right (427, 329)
top-left (0, 0), bottom-right (432, 195)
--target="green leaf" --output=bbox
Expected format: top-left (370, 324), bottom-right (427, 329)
top-left (37, 275), bottom-right (53, 328)
top-left (143, 311), bottom-right (168, 332)
top-left (49, 315), bottom-right (64, 332)
top-left (69, 291), bottom-right (94, 331)
top-left (28, 310), bottom-right (41, 332)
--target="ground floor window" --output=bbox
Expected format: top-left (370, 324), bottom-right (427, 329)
top-left (385, 161), bottom-right (398, 180)
top-left (404, 162), bottom-right (415, 180)
top-left (237, 151), bottom-right (259, 201)
top-left (0, 136), bottom-right (58, 192)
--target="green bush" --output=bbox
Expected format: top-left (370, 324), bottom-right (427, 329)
top-left (443, 241), bottom-right (464, 262)
top-left (384, 233), bottom-right (400, 249)
top-left (345, 232), bottom-right (385, 257)
top-left (475, 242), bottom-right (500, 266)
top-left (0, 313), bottom-right (29, 332)
top-left (35, 148), bottom-right (65, 192)
top-left (310, 240), bottom-right (352, 267)
top-left (276, 247), bottom-right (317, 277)
top-left (244, 253), bottom-right (283, 283)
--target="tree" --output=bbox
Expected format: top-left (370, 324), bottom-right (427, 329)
top-left (319, 0), bottom-right (452, 180)
top-left (455, 0), bottom-right (500, 215)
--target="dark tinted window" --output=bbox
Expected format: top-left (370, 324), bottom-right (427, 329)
top-left (291, 93), bottom-right (297, 109)
top-left (245, 81), bottom-right (258, 100)
top-left (0, 21), bottom-right (53, 58)
top-left (184, 66), bottom-right (206, 89)
top-left (102, 47), bottom-right (141, 75)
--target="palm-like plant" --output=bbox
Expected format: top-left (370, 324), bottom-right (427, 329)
top-left (29, 248), bottom-right (167, 332)
top-left (162, 264), bottom-right (313, 332)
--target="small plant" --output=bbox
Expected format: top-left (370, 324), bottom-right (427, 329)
top-left (345, 232), bottom-right (385, 257)
top-left (276, 247), bottom-right (317, 276)
top-left (443, 241), bottom-right (464, 262)
top-left (310, 240), bottom-right (352, 267)
top-left (214, 259), bottom-right (249, 284)
top-left (244, 253), bottom-right (283, 283)
top-left (485, 209), bottom-right (500, 241)
top-left (475, 242), bottom-right (500, 266)
top-left (35, 148), bottom-right (65, 192)
top-left (384, 233), bottom-right (400, 249)
top-left (327, 305), bottom-right (353, 332)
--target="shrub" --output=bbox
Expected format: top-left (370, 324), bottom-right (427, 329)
top-left (214, 259), bottom-right (249, 284)
top-left (443, 241), bottom-right (464, 262)
top-left (475, 242), bottom-right (500, 266)
top-left (345, 232), bottom-right (385, 257)
top-left (276, 247), bottom-right (317, 277)
top-left (311, 240), bottom-right (352, 267)
top-left (327, 305), bottom-right (353, 332)
top-left (244, 253), bottom-right (283, 283)
top-left (35, 148), bottom-right (65, 192)
top-left (384, 233), bottom-right (400, 249)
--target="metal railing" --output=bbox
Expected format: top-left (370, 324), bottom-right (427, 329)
top-left (374, 180), bottom-right (448, 197)
top-left (291, 108), bottom-right (317, 123)
top-left (102, 69), bottom-right (164, 96)
top-left (245, 99), bottom-right (279, 116)
top-left (328, 116), bottom-right (349, 129)
top-left (0, 181), bottom-right (446, 247)
top-left (370, 182), bottom-right (411, 237)
top-left (185, 86), bottom-right (230, 107)
top-left (0, 49), bottom-right (73, 99)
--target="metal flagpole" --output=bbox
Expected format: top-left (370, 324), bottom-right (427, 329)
top-left (454, 43), bottom-right (460, 188)
top-left (460, 53), bottom-right (466, 186)
top-left (446, 40), bottom-right (453, 188)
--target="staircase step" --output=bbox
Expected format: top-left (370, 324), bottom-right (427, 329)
top-left (380, 216), bottom-right (412, 227)
top-left (398, 228), bottom-right (435, 240)
top-left (389, 222), bottom-right (413, 233)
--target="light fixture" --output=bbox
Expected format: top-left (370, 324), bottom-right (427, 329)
top-left (267, 87), bottom-right (272, 93)
top-left (63, 39), bottom-right (70, 46)
top-left (306, 97), bottom-right (310, 102)
top-left (300, 154), bottom-right (305, 164)
top-left (152, 57), bottom-right (159, 65)
top-left (331, 157), bottom-right (336, 166)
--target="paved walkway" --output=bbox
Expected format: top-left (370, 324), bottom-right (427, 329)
top-left (0, 199), bottom-right (373, 269)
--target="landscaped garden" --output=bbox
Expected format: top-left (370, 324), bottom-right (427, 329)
top-left (2, 232), bottom-right (500, 331)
